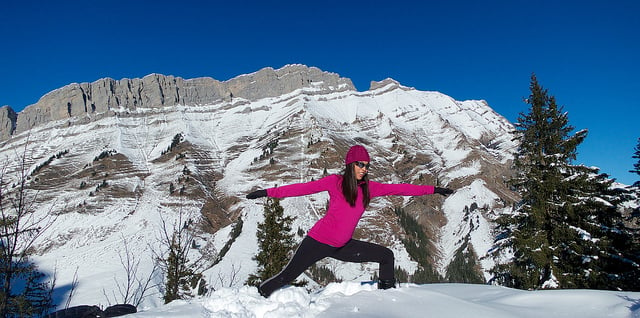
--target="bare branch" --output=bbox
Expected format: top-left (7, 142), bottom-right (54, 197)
top-left (104, 234), bottom-right (160, 307)
top-left (0, 133), bottom-right (60, 317)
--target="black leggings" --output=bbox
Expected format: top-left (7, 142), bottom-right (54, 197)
top-left (259, 236), bottom-right (394, 297)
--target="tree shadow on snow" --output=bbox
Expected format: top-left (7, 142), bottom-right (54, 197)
top-left (619, 295), bottom-right (640, 315)
top-left (50, 280), bottom-right (77, 312)
top-left (7, 259), bottom-right (77, 315)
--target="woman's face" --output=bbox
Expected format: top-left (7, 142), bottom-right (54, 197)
top-left (352, 161), bottom-right (370, 180)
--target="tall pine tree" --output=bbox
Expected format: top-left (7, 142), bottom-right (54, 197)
top-left (492, 74), bottom-right (639, 290)
top-left (247, 198), bottom-right (297, 286)
top-left (497, 74), bottom-right (587, 289)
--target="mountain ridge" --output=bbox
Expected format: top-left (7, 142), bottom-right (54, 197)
top-left (0, 65), bottom-right (355, 140)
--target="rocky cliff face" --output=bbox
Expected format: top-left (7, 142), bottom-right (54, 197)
top-left (0, 105), bottom-right (17, 140)
top-left (2, 65), bottom-right (354, 139)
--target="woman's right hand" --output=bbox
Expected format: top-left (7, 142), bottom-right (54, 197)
top-left (246, 189), bottom-right (267, 199)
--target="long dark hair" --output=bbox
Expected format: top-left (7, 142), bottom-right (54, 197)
top-left (341, 162), bottom-right (370, 208)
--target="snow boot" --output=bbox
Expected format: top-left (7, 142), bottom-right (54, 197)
top-left (257, 285), bottom-right (269, 298)
top-left (377, 279), bottom-right (396, 290)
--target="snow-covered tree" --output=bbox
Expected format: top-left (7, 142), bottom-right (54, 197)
top-left (491, 74), bottom-right (639, 291)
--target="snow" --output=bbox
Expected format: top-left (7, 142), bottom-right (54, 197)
top-left (127, 282), bottom-right (640, 318)
top-left (436, 179), bottom-right (502, 276)
top-left (7, 74), bottom-right (636, 317)
top-left (442, 159), bottom-right (482, 182)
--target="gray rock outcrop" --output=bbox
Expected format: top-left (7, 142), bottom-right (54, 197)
top-left (0, 105), bottom-right (17, 140)
top-left (6, 65), bottom-right (355, 140)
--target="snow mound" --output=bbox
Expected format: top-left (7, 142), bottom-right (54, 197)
top-left (128, 282), bottom-right (640, 318)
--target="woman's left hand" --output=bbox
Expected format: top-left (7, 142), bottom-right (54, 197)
top-left (434, 187), bottom-right (454, 196)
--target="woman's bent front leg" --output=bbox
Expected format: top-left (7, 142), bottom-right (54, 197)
top-left (258, 236), bottom-right (333, 297)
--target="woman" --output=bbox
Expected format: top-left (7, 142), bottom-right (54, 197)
top-left (246, 145), bottom-right (453, 297)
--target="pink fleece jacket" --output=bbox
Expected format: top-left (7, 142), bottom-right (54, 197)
top-left (266, 174), bottom-right (435, 247)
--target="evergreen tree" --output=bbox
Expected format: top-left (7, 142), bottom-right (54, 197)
top-left (156, 211), bottom-right (203, 304)
top-left (445, 239), bottom-right (485, 284)
top-left (631, 137), bottom-right (640, 186)
top-left (492, 74), bottom-right (639, 290)
top-left (393, 207), bottom-right (443, 283)
top-left (492, 74), bottom-right (584, 289)
top-left (561, 169), bottom-right (639, 290)
top-left (307, 264), bottom-right (339, 285)
top-left (247, 198), bottom-right (297, 286)
top-left (162, 232), bottom-right (199, 304)
top-left (0, 238), bottom-right (54, 317)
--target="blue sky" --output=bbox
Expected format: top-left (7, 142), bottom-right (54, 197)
top-left (1, 0), bottom-right (638, 184)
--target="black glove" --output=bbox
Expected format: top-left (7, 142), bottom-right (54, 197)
top-left (246, 189), bottom-right (267, 199)
top-left (434, 187), bottom-right (454, 196)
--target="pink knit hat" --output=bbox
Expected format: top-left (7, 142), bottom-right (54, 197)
top-left (345, 145), bottom-right (370, 165)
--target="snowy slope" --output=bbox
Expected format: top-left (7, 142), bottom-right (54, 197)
top-left (2, 74), bottom-right (520, 311)
top-left (128, 282), bottom-right (640, 318)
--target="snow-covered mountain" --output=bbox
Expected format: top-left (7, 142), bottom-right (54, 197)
top-left (0, 65), bottom-right (520, 309)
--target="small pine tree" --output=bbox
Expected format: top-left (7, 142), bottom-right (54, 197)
top-left (247, 198), bottom-right (297, 286)
top-left (156, 210), bottom-right (203, 304)
top-left (394, 266), bottom-right (409, 283)
top-left (393, 207), bottom-right (443, 283)
top-left (162, 232), bottom-right (196, 304)
top-left (307, 264), bottom-right (340, 285)
top-left (445, 240), bottom-right (485, 284)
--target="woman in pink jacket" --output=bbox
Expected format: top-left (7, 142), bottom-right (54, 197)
top-left (246, 145), bottom-right (453, 297)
